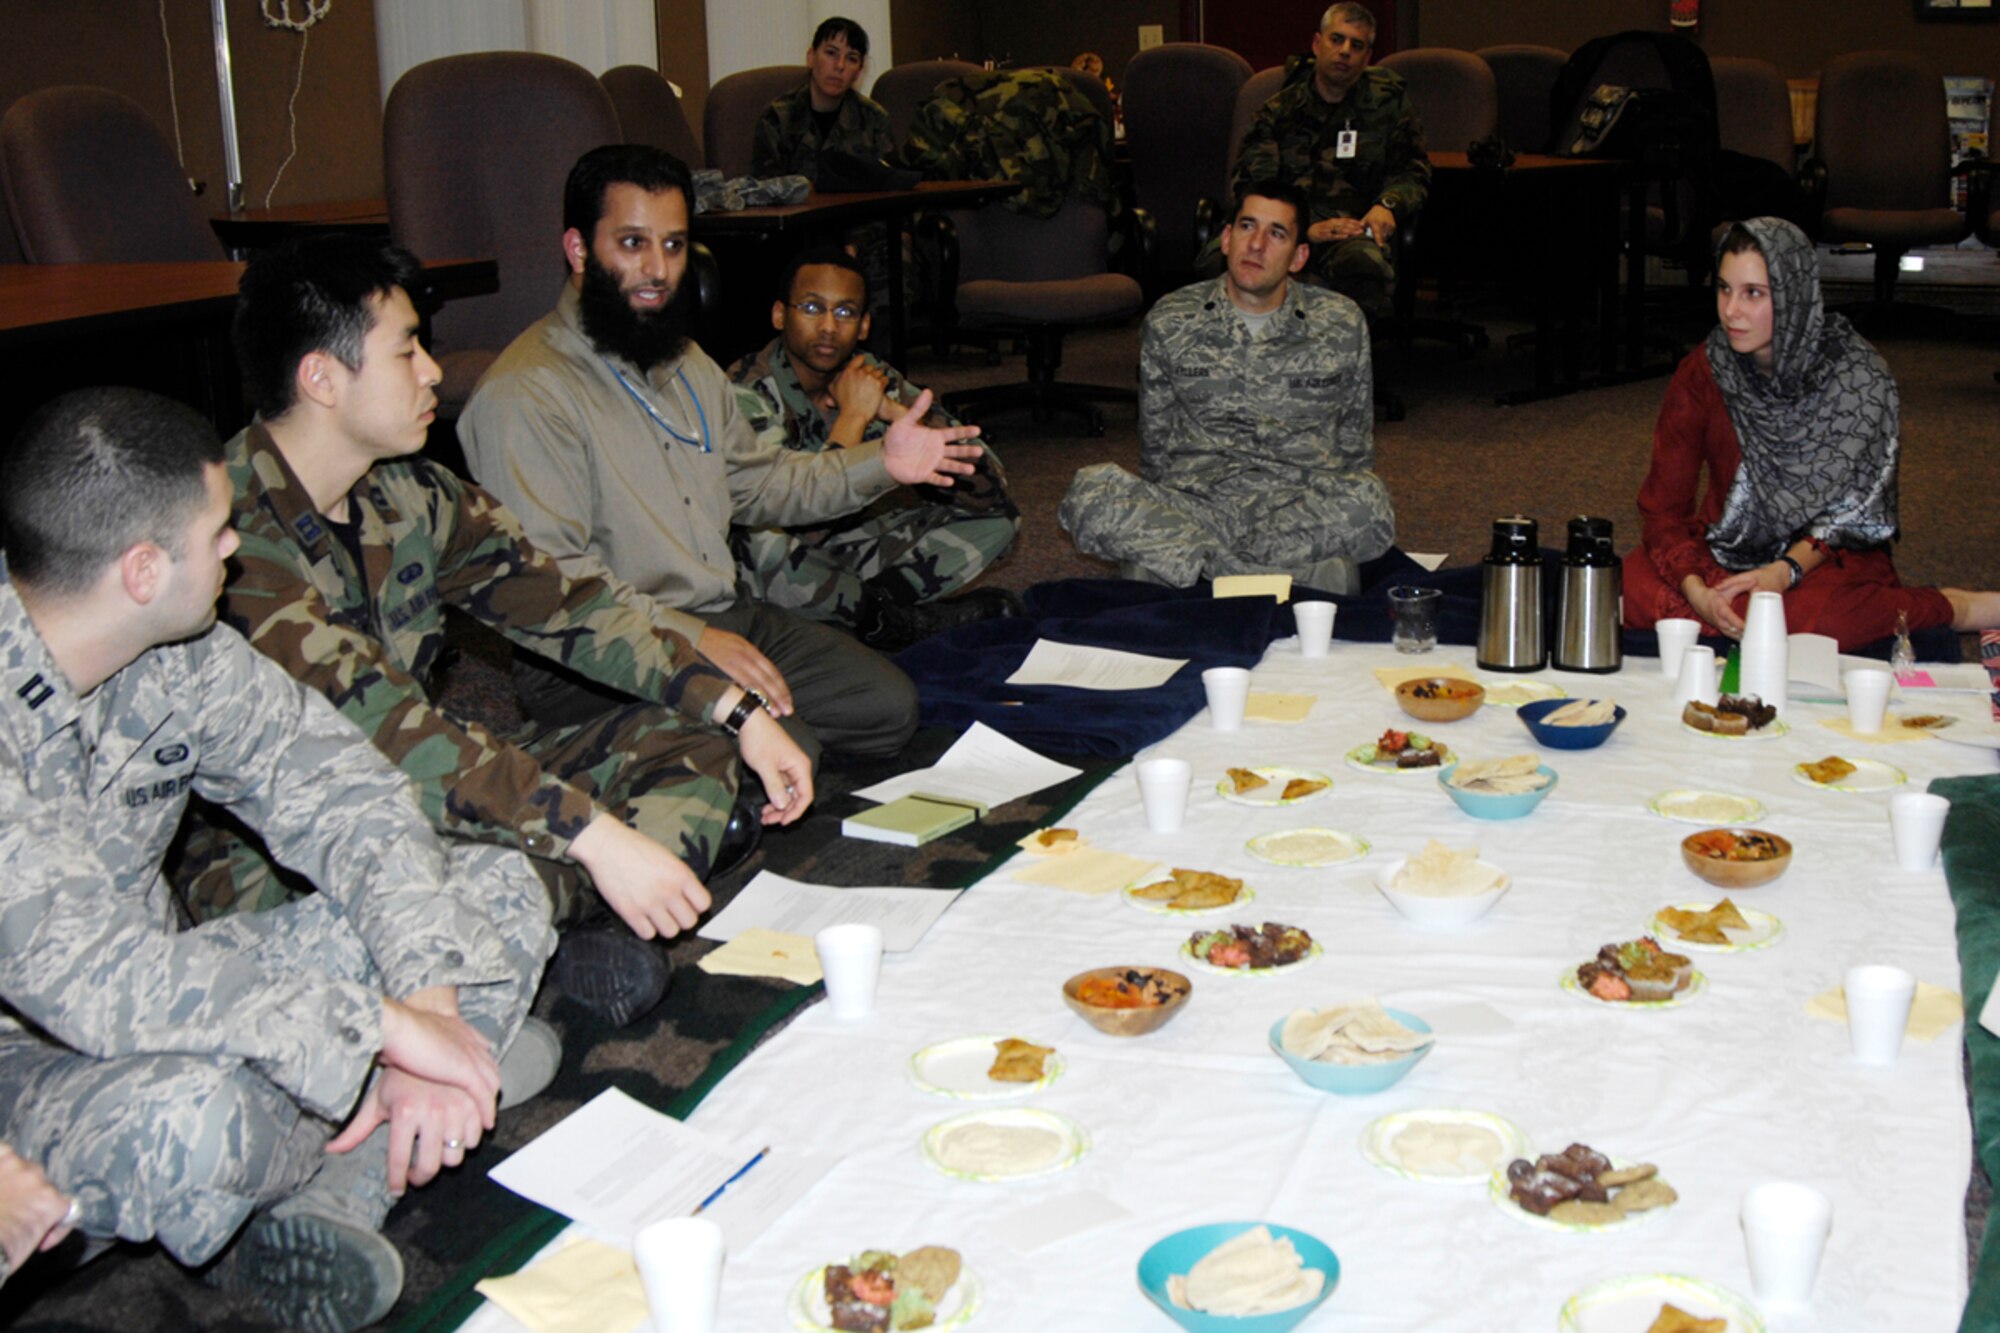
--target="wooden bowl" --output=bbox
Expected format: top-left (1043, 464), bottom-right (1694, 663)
top-left (1395, 677), bottom-right (1486, 722)
top-left (1061, 966), bottom-right (1192, 1037)
top-left (1680, 828), bottom-right (1794, 889)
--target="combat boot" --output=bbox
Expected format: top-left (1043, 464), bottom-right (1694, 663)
top-left (854, 584), bottom-right (1023, 653)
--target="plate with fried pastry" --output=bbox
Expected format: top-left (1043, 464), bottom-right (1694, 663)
top-left (1791, 754), bottom-right (1907, 792)
top-left (1216, 766), bottom-right (1334, 806)
top-left (1245, 828), bottom-right (1370, 868)
top-left (1491, 1145), bottom-right (1680, 1233)
top-left (1359, 1108), bottom-right (1530, 1185)
top-left (789, 1247), bottom-right (983, 1332)
top-left (908, 1035), bottom-right (1065, 1100)
top-left (920, 1107), bottom-right (1088, 1183)
top-left (1478, 679), bottom-right (1567, 708)
top-left (1647, 900), bottom-right (1784, 954)
top-left (1647, 789), bottom-right (1767, 826)
top-left (1123, 868), bottom-right (1257, 915)
top-left (1559, 1274), bottom-right (1764, 1333)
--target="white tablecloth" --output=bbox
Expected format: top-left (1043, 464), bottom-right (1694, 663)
top-left (469, 641), bottom-right (1998, 1332)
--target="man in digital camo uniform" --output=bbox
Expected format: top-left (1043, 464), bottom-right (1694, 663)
top-left (750, 15), bottom-right (895, 182)
top-left (0, 388), bottom-right (553, 1332)
top-left (728, 245), bottom-right (1019, 648)
top-left (189, 234), bottom-right (813, 1029)
top-left (1201, 1), bottom-right (1430, 319)
top-left (1060, 182), bottom-right (1395, 587)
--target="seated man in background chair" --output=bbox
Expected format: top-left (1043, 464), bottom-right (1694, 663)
top-left (460, 146), bottom-right (984, 765)
top-left (196, 234), bottom-right (812, 1029)
top-left (1200, 2), bottom-right (1429, 319)
top-left (729, 245), bottom-right (1021, 651)
top-left (1061, 183), bottom-right (1395, 589)
top-left (0, 388), bottom-right (553, 1333)
top-left (751, 15), bottom-right (895, 182)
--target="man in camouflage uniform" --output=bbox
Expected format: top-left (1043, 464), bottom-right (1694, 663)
top-left (1061, 182), bottom-right (1395, 587)
top-left (751, 16), bottom-right (896, 182)
top-left (0, 388), bottom-right (553, 1332)
top-left (1197, 2), bottom-right (1430, 319)
top-left (462, 147), bottom-right (987, 762)
top-left (728, 245), bottom-right (1020, 644)
top-left (195, 234), bottom-right (814, 1029)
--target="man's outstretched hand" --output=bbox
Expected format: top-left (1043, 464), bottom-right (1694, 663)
top-left (881, 389), bottom-right (982, 487)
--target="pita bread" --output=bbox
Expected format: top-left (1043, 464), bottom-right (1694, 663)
top-left (1169, 1226), bottom-right (1326, 1316)
top-left (1449, 754), bottom-right (1549, 795)
top-left (1281, 999), bottom-right (1433, 1065)
top-left (1543, 698), bottom-right (1617, 726)
top-left (1393, 840), bottom-right (1505, 898)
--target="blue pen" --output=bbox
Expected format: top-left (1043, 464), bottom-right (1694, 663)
top-left (692, 1147), bottom-right (770, 1215)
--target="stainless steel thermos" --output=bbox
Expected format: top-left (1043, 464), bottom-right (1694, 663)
top-left (1476, 516), bottom-right (1544, 671)
top-left (1553, 516), bottom-right (1622, 673)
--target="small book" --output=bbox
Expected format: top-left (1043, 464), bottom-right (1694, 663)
top-left (841, 795), bottom-right (980, 847)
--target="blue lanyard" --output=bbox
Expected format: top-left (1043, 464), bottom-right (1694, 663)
top-left (609, 363), bottom-right (711, 454)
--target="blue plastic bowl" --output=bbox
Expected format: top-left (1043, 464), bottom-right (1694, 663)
top-left (1437, 761), bottom-right (1558, 820)
top-left (1267, 1009), bottom-right (1434, 1094)
top-left (1516, 697), bottom-right (1627, 750)
top-left (1137, 1221), bottom-right (1340, 1331)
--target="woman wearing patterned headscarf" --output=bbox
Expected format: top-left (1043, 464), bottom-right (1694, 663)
top-left (1623, 216), bottom-right (2000, 650)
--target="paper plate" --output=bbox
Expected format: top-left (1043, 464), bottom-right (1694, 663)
top-left (1216, 767), bottom-right (1334, 806)
top-left (1559, 967), bottom-right (1707, 1009)
top-left (1179, 936), bottom-right (1324, 977)
top-left (1343, 741), bottom-right (1456, 775)
top-left (1479, 680), bottom-right (1567, 708)
top-left (1123, 879), bottom-right (1259, 916)
top-left (1648, 789), bottom-right (1767, 826)
top-left (1647, 903), bottom-right (1784, 954)
top-left (1681, 717), bottom-right (1790, 741)
top-left (908, 1035), bottom-right (1066, 1100)
top-left (1245, 828), bottom-right (1369, 868)
top-left (790, 1260), bottom-right (984, 1332)
top-left (1558, 1272), bottom-right (1764, 1332)
top-left (1359, 1109), bottom-right (1529, 1185)
top-left (1791, 757), bottom-right (1907, 793)
top-left (1488, 1158), bottom-right (1678, 1233)
top-left (920, 1107), bottom-right (1089, 1183)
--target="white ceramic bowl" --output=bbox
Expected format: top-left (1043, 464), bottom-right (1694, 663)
top-left (1374, 855), bottom-right (1511, 927)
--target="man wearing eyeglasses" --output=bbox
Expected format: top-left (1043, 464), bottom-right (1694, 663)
top-left (728, 247), bottom-right (1019, 649)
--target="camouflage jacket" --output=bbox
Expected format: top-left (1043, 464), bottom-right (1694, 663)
top-left (1231, 58), bottom-right (1431, 228)
top-left (0, 568), bottom-right (514, 1118)
top-left (751, 84), bottom-right (896, 181)
top-left (727, 336), bottom-right (1015, 532)
top-left (222, 424), bottom-right (731, 862)
top-left (1137, 276), bottom-right (1394, 557)
top-left (900, 68), bottom-right (1119, 219)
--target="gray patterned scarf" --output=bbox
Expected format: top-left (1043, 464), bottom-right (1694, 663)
top-left (1704, 217), bottom-right (1901, 571)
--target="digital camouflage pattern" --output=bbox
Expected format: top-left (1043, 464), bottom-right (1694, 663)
top-left (1059, 276), bottom-right (1395, 587)
top-left (726, 336), bottom-right (1018, 622)
top-left (0, 569), bottom-right (551, 1261)
top-left (899, 68), bottom-right (1119, 219)
top-left (692, 167), bottom-right (812, 214)
top-left (751, 84), bottom-right (896, 181)
top-left (1201, 57), bottom-right (1431, 316)
top-left (187, 423), bottom-right (739, 920)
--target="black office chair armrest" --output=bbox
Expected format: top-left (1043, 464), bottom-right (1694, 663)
top-left (1965, 155), bottom-right (1997, 247)
top-left (919, 212), bottom-right (961, 351)
top-left (1116, 205), bottom-right (1159, 303)
top-left (1797, 159), bottom-right (1828, 236)
top-left (689, 240), bottom-right (722, 347)
top-left (1191, 195), bottom-right (1220, 263)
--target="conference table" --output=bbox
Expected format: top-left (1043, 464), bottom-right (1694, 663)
top-left (460, 633), bottom-right (1994, 1331)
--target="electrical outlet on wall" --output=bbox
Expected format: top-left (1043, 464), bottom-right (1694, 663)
top-left (1138, 24), bottom-right (1163, 49)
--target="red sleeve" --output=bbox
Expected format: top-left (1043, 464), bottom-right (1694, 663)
top-left (1639, 351), bottom-right (1737, 594)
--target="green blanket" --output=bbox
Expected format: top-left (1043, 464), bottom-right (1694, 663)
top-left (1937, 772), bottom-right (2000, 1333)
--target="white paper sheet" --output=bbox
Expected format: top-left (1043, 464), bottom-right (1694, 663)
top-left (697, 871), bottom-right (960, 953)
top-left (1004, 639), bottom-right (1188, 690)
top-left (851, 721), bottom-right (1081, 809)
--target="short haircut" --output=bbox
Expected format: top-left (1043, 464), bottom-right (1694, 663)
top-left (1233, 180), bottom-right (1312, 235)
top-left (1, 387), bottom-right (222, 596)
top-left (1321, 2), bottom-right (1377, 39)
top-left (811, 16), bottom-right (869, 57)
top-left (563, 143), bottom-right (694, 241)
top-left (779, 244), bottom-right (870, 308)
top-left (234, 233), bottom-right (423, 420)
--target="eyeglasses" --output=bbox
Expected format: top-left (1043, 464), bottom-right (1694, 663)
top-left (789, 299), bottom-right (865, 323)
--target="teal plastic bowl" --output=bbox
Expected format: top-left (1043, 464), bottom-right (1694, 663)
top-left (1517, 698), bottom-right (1627, 750)
top-left (1136, 1222), bottom-right (1340, 1331)
top-left (1267, 1009), bottom-right (1434, 1094)
top-left (1437, 762), bottom-right (1558, 820)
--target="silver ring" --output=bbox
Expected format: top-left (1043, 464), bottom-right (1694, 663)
top-left (444, 1139), bottom-right (464, 1152)
top-left (62, 1197), bottom-right (81, 1228)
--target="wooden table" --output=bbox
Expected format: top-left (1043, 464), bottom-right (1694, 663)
top-left (209, 197), bottom-right (390, 252)
top-left (692, 180), bottom-right (1019, 364)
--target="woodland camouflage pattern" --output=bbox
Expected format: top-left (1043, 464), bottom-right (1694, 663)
top-left (751, 84), bottom-right (896, 181)
top-left (727, 336), bottom-right (1017, 622)
top-left (1059, 277), bottom-right (1395, 586)
top-left (899, 68), bottom-right (1119, 219)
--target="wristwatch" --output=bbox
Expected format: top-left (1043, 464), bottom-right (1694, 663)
top-left (721, 689), bottom-right (768, 736)
top-left (1780, 555), bottom-right (1804, 588)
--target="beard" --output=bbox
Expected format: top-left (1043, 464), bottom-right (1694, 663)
top-left (577, 254), bottom-right (694, 371)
